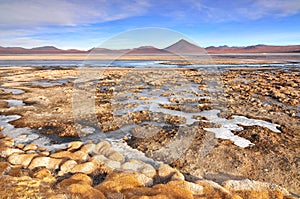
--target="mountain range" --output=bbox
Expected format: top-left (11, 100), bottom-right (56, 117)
top-left (1, 39), bottom-right (299, 54)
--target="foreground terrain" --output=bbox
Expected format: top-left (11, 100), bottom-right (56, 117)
top-left (0, 66), bottom-right (299, 198)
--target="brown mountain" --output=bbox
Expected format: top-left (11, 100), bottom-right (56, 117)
top-left (205, 44), bottom-right (300, 54)
top-left (88, 47), bottom-right (129, 54)
top-left (0, 46), bottom-right (85, 54)
top-left (164, 39), bottom-right (206, 54)
top-left (0, 40), bottom-right (299, 54)
top-left (128, 46), bottom-right (169, 54)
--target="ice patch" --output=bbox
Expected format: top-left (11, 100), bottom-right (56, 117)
top-left (0, 115), bottom-right (67, 151)
top-left (1, 88), bottom-right (24, 95)
top-left (3, 100), bottom-right (25, 107)
top-left (201, 110), bottom-right (281, 148)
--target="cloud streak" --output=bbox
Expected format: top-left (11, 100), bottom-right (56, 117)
top-left (187, 0), bottom-right (300, 22)
top-left (0, 0), bottom-right (150, 28)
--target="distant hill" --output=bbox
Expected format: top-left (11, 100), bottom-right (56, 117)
top-left (0, 40), bottom-right (299, 54)
top-left (205, 44), bottom-right (300, 54)
top-left (164, 39), bottom-right (205, 54)
top-left (0, 46), bottom-right (85, 54)
top-left (128, 46), bottom-right (169, 54)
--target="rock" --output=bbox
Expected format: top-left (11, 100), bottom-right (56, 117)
top-left (222, 179), bottom-right (290, 196)
top-left (40, 151), bottom-right (50, 156)
top-left (67, 184), bottom-right (105, 199)
top-left (16, 143), bottom-right (24, 149)
top-left (81, 143), bottom-right (96, 155)
top-left (107, 151), bottom-right (125, 162)
top-left (0, 138), bottom-right (14, 147)
top-left (69, 161), bottom-right (97, 175)
top-left (0, 126), bottom-right (4, 132)
top-left (0, 147), bottom-right (23, 158)
top-left (121, 159), bottom-right (156, 178)
top-left (57, 173), bottom-right (93, 188)
top-left (28, 157), bottom-right (63, 170)
top-left (26, 150), bottom-right (37, 154)
top-left (50, 150), bottom-right (89, 161)
top-left (23, 143), bottom-right (38, 151)
top-left (94, 141), bottom-right (111, 154)
top-left (96, 171), bottom-right (151, 195)
top-left (8, 153), bottom-right (38, 168)
top-left (67, 141), bottom-right (83, 151)
top-left (38, 147), bottom-right (46, 152)
top-left (57, 173), bottom-right (105, 199)
top-left (135, 173), bottom-right (154, 186)
top-left (90, 155), bottom-right (121, 172)
top-left (58, 160), bottom-right (77, 176)
top-left (196, 179), bottom-right (231, 196)
top-left (0, 134), bottom-right (6, 140)
top-left (32, 168), bottom-right (56, 183)
top-left (157, 164), bottom-right (185, 182)
top-left (122, 183), bottom-right (194, 199)
top-left (0, 162), bottom-right (10, 175)
top-left (167, 180), bottom-right (204, 195)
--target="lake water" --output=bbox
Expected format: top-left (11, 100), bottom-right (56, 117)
top-left (0, 60), bottom-right (299, 68)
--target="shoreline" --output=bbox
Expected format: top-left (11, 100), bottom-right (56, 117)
top-left (0, 54), bottom-right (299, 65)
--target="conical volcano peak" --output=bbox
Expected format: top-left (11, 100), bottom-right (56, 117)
top-left (164, 39), bottom-right (205, 54)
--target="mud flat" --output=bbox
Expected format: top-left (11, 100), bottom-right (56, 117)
top-left (0, 66), bottom-right (299, 198)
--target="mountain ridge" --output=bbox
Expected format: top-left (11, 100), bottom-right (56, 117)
top-left (1, 39), bottom-right (300, 54)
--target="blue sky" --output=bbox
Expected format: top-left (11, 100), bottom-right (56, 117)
top-left (0, 0), bottom-right (299, 49)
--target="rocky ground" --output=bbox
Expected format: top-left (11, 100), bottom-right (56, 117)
top-left (0, 66), bottom-right (299, 198)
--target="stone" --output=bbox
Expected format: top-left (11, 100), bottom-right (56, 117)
top-left (57, 173), bottom-right (93, 188)
top-left (0, 139), bottom-right (14, 148)
top-left (32, 168), bottom-right (56, 183)
top-left (196, 179), bottom-right (231, 196)
top-left (8, 153), bottom-right (38, 168)
top-left (122, 183), bottom-right (194, 199)
top-left (0, 162), bottom-right (10, 175)
top-left (26, 150), bottom-right (36, 154)
top-left (16, 143), bottom-right (25, 149)
top-left (0, 147), bottom-right (23, 158)
top-left (50, 150), bottom-right (88, 161)
top-left (38, 147), bottom-right (46, 152)
top-left (121, 159), bottom-right (156, 178)
top-left (223, 179), bottom-right (290, 196)
top-left (107, 151), bottom-right (125, 162)
top-left (67, 184), bottom-right (105, 199)
top-left (94, 141), bottom-right (111, 154)
top-left (40, 151), bottom-right (50, 156)
top-left (96, 171), bottom-right (147, 195)
top-left (90, 155), bottom-right (121, 172)
top-left (69, 161), bottom-right (97, 175)
top-left (67, 141), bottom-right (83, 151)
top-left (28, 157), bottom-right (63, 170)
top-left (167, 180), bottom-right (204, 195)
top-left (58, 159), bottom-right (77, 176)
top-left (23, 143), bottom-right (38, 151)
top-left (73, 150), bottom-right (89, 161)
top-left (0, 126), bottom-right (4, 132)
top-left (157, 164), bottom-right (185, 182)
top-left (81, 143), bottom-right (96, 155)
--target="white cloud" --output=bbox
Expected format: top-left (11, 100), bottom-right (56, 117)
top-left (188, 0), bottom-right (300, 21)
top-left (238, 0), bottom-right (300, 19)
top-left (0, 0), bottom-right (150, 28)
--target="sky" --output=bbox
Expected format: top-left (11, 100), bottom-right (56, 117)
top-left (0, 0), bottom-right (299, 50)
